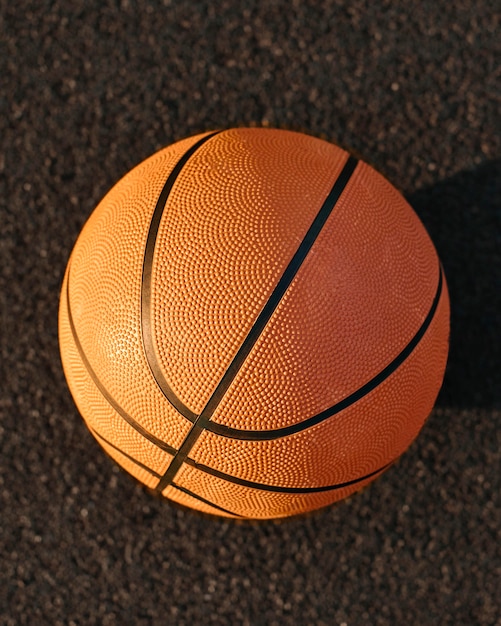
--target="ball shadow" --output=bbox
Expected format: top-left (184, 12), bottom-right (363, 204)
top-left (407, 158), bottom-right (500, 410)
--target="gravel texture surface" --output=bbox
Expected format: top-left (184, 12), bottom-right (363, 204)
top-left (1, 2), bottom-right (499, 625)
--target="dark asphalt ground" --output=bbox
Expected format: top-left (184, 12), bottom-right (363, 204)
top-left (1, 2), bottom-right (500, 625)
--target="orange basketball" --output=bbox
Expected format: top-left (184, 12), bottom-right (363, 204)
top-left (59, 128), bottom-right (450, 519)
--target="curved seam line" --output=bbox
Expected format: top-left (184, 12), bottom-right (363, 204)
top-left (91, 427), bottom-right (163, 478)
top-left (92, 425), bottom-right (390, 495)
top-left (141, 130), bottom-right (222, 423)
top-left (170, 483), bottom-right (242, 518)
top-left (65, 267), bottom-right (178, 456)
top-left (183, 457), bottom-right (392, 493)
top-left (205, 263), bottom-right (444, 441)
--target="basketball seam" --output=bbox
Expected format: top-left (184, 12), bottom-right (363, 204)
top-left (154, 155), bottom-right (359, 493)
top-left (169, 483), bottom-right (242, 518)
top-left (206, 265), bottom-right (444, 441)
top-left (89, 422), bottom-right (391, 494)
top-left (183, 457), bottom-right (392, 493)
top-left (91, 427), bottom-right (163, 478)
top-left (141, 130), bottom-right (222, 423)
top-left (64, 269), bottom-right (178, 456)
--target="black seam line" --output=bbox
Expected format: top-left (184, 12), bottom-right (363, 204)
top-left (91, 420), bottom-right (387, 496)
top-left (65, 268), bottom-right (178, 456)
top-left (170, 483), bottom-right (242, 518)
top-left (141, 130), bottom-right (223, 424)
top-left (184, 457), bottom-right (391, 493)
top-left (90, 427), bottom-right (162, 479)
top-left (155, 156), bottom-right (359, 493)
top-left (92, 427), bottom-right (241, 517)
top-left (207, 263), bottom-right (444, 441)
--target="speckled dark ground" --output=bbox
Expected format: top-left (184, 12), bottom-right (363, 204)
top-left (1, 2), bottom-right (500, 625)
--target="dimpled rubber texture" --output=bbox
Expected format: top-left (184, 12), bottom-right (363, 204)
top-left (150, 129), bottom-right (348, 413)
top-left (59, 127), bottom-right (450, 519)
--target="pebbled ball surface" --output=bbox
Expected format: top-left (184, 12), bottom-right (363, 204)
top-left (59, 128), bottom-right (449, 519)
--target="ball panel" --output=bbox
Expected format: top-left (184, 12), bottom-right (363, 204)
top-left (150, 128), bottom-right (349, 414)
top-left (59, 270), bottom-right (180, 475)
top-left (211, 161), bottom-right (441, 431)
top-left (187, 276), bottom-right (449, 493)
top-left (173, 462), bottom-right (385, 519)
top-left (62, 137), bottom-right (210, 447)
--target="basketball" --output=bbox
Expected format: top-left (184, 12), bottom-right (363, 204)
top-left (58, 128), bottom-right (450, 519)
